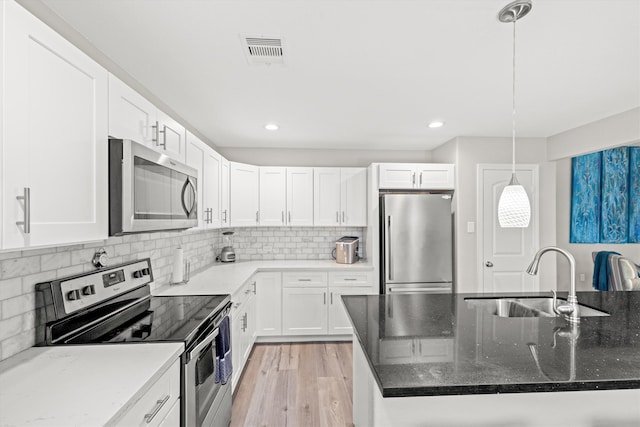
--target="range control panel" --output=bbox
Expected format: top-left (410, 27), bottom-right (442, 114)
top-left (59, 260), bottom-right (153, 315)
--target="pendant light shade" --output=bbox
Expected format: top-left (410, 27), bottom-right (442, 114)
top-left (497, 0), bottom-right (532, 228)
top-left (498, 174), bottom-right (531, 227)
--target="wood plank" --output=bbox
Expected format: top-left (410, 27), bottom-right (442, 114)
top-left (232, 342), bottom-right (353, 427)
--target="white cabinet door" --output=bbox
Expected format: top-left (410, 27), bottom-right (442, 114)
top-left (243, 294), bottom-right (256, 361)
top-left (156, 109), bottom-right (186, 163)
top-left (416, 164), bottom-right (455, 190)
top-left (230, 162), bottom-right (259, 227)
top-left (255, 272), bottom-right (283, 336)
top-left (108, 74), bottom-right (157, 145)
top-left (341, 168), bottom-right (367, 226)
top-left (230, 309), bottom-right (243, 391)
top-left (203, 149), bottom-right (222, 228)
top-left (378, 164), bottom-right (417, 189)
top-left (185, 133), bottom-right (206, 229)
top-left (2, 1), bottom-right (108, 249)
top-left (259, 167), bottom-right (286, 226)
top-left (328, 286), bottom-right (369, 335)
top-left (286, 167), bottom-right (314, 226)
top-left (313, 168), bottom-right (341, 226)
top-left (282, 287), bottom-right (328, 335)
top-left (220, 157), bottom-right (230, 226)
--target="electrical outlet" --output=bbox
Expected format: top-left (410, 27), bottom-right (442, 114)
top-left (579, 273), bottom-right (586, 282)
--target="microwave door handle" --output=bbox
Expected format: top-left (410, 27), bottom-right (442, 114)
top-left (181, 178), bottom-right (197, 217)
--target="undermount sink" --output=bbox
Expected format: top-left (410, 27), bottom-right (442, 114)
top-left (465, 297), bottom-right (610, 318)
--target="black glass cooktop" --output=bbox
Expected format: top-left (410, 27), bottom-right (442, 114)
top-left (65, 294), bottom-right (229, 345)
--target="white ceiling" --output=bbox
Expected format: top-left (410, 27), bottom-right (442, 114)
top-left (37, 0), bottom-right (640, 151)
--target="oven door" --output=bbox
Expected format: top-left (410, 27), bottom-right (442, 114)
top-left (184, 327), bottom-right (230, 427)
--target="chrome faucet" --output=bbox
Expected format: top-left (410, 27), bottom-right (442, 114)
top-left (526, 246), bottom-right (579, 322)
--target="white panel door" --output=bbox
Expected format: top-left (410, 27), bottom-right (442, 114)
top-left (282, 287), bottom-right (328, 335)
top-left (256, 272), bottom-right (282, 336)
top-left (108, 74), bottom-right (157, 145)
top-left (378, 164), bottom-right (417, 189)
top-left (259, 167), bottom-right (286, 226)
top-left (480, 166), bottom-right (538, 293)
top-left (203, 149), bottom-right (221, 228)
top-left (313, 168), bottom-right (341, 226)
top-left (156, 110), bottom-right (185, 162)
top-left (2, 1), bottom-right (108, 249)
top-left (185, 134), bottom-right (206, 229)
top-left (341, 168), bottom-right (368, 226)
top-left (328, 286), bottom-right (370, 335)
top-left (221, 158), bottom-right (230, 226)
top-left (230, 162), bottom-right (259, 227)
top-left (286, 167), bottom-right (314, 226)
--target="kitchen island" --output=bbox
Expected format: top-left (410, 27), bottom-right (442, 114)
top-left (343, 292), bottom-right (640, 426)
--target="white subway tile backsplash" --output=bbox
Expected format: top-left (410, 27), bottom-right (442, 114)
top-left (41, 252), bottom-right (72, 272)
top-left (1, 256), bottom-right (41, 280)
top-left (0, 278), bottom-right (22, 301)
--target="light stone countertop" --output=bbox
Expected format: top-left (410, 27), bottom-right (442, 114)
top-left (0, 342), bottom-right (183, 427)
top-left (155, 259), bottom-right (374, 296)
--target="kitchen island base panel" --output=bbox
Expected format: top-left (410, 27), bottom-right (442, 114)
top-left (354, 343), bottom-right (640, 427)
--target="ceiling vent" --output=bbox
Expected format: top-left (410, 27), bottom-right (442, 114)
top-left (242, 36), bottom-right (284, 65)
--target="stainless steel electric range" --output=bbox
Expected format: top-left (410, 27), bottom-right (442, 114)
top-left (35, 258), bottom-right (232, 427)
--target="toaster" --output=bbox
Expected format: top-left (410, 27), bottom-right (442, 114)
top-left (333, 236), bottom-right (360, 264)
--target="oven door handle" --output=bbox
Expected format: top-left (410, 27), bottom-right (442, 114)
top-left (187, 328), bottom-right (219, 362)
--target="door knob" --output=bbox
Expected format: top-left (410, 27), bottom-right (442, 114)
top-left (485, 261), bottom-right (494, 267)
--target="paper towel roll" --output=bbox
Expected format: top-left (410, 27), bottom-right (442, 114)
top-left (172, 247), bottom-right (184, 283)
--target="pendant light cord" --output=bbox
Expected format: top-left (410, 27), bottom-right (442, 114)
top-left (512, 17), bottom-right (517, 176)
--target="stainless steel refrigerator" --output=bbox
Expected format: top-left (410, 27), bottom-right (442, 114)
top-left (380, 192), bottom-right (453, 294)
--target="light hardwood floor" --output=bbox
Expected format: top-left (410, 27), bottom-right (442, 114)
top-left (231, 342), bottom-right (353, 427)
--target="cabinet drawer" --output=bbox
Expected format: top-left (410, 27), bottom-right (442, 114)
top-left (328, 271), bottom-right (371, 286)
top-left (118, 359), bottom-right (180, 427)
top-left (283, 272), bottom-right (328, 287)
top-left (232, 278), bottom-right (256, 309)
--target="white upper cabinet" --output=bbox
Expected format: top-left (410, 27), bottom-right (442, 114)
top-left (108, 75), bottom-right (185, 162)
top-left (155, 109), bottom-right (186, 163)
top-left (286, 168), bottom-right (314, 226)
top-left (258, 167), bottom-right (314, 227)
top-left (1, 1), bottom-right (108, 249)
top-left (185, 132), bottom-right (221, 229)
top-left (314, 168), bottom-right (367, 226)
top-left (314, 168), bottom-right (342, 226)
top-left (259, 167), bottom-right (287, 226)
top-left (341, 168), bottom-right (367, 226)
top-left (378, 163), bottom-right (455, 190)
top-left (220, 157), bottom-right (230, 227)
top-left (230, 162), bottom-right (259, 227)
top-left (108, 74), bottom-right (156, 146)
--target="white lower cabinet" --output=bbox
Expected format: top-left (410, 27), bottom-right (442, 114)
top-left (282, 286), bottom-right (328, 335)
top-left (255, 272), bottom-right (282, 336)
top-left (118, 359), bottom-right (180, 427)
top-left (328, 286), bottom-right (368, 335)
top-left (231, 278), bottom-right (256, 392)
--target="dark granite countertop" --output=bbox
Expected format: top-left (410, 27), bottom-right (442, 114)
top-left (342, 291), bottom-right (640, 397)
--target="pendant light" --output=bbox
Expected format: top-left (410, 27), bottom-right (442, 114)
top-left (497, 0), bottom-right (532, 228)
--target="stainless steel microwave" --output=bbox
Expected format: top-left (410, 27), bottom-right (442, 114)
top-left (109, 138), bottom-right (197, 235)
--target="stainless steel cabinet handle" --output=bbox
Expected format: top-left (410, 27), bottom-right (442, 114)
top-left (387, 215), bottom-right (393, 280)
top-left (223, 209), bottom-right (227, 223)
top-left (412, 172), bottom-right (416, 186)
top-left (419, 172), bottom-right (423, 186)
top-left (282, 211), bottom-right (285, 224)
top-left (342, 211), bottom-right (345, 223)
top-left (336, 211), bottom-right (339, 223)
top-left (344, 278), bottom-right (358, 281)
top-left (144, 395), bottom-right (170, 423)
top-left (152, 121), bottom-right (159, 144)
top-left (158, 125), bottom-right (167, 149)
top-left (485, 261), bottom-right (494, 268)
top-left (252, 281), bottom-right (256, 294)
top-left (298, 278), bottom-right (312, 282)
top-left (256, 211), bottom-right (259, 223)
top-left (288, 211), bottom-right (291, 224)
top-left (411, 340), bottom-right (415, 353)
top-left (330, 292), bottom-right (333, 305)
top-left (324, 292), bottom-right (326, 305)
top-left (16, 187), bottom-right (31, 234)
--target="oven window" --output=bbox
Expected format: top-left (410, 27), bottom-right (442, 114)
top-left (195, 341), bottom-right (221, 426)
top-left (133, 156), bottom-right (173, 219)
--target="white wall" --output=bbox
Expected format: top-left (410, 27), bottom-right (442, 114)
top-left (547, 108), bottom-right (640, 160)
top-left (433, 137), bottom-right (557, 293)
top-left (217, 147), bottom-right (431, 167)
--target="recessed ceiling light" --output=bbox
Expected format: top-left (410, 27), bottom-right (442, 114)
top-left (428, 121), bottom-right (444, 128)
top-left (265, 123), bottom-right (279, 131)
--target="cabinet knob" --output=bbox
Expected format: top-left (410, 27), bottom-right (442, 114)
top-left (485, 261), bottom-right (494, 268)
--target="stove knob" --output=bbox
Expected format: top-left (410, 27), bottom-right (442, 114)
top-left (142, 268), bottom-right (150, 276)
top-left (67, 290), bottom-right (80, 301)
top-left (82, 285), bottom-right (96, 296)
top-left (133, 270), bottom-right (142, 278)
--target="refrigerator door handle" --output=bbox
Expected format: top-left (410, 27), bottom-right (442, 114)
top-left (387, 215), bottom-right (393, 281)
